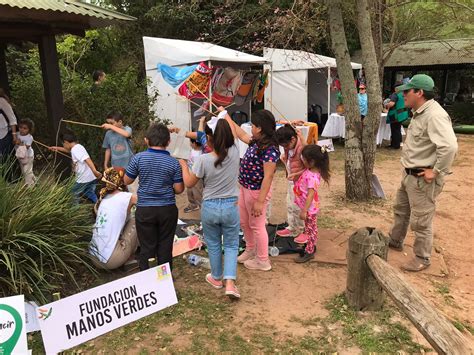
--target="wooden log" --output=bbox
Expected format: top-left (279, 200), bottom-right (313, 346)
top-left (367, 254), bottom-right (474, 355)
top-left (346, 227), bottom-right (388, 310)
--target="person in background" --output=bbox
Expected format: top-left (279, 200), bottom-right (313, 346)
top-left (50, 131), bottom-right (102, 203)
top-left (358, 84), bottom-right (368, 119)
top-left (184, 138), bottom-right (203, 213)
top-left (124, 123), bottom-right (184, 271)
top-left (385, 82), bottom-right (410, 149)
top-left (180, 116), bottom-right (241, 299)
top-left (275, 124), bottom-right (306, 239)
top-left (0, 88), bottom-right (18, 163)
top-left (89, 167), bottom-right (138, 270)
top-left (102, 111), bottom-right (134, 170)
top-left (388, 74), bottom-right (458, 272)
top-left (91, 70), bottom-right (106, 92)
top-left (15, 118), bottom-right (36, 186)
top-left (292, 145), bottom-right (330, 262)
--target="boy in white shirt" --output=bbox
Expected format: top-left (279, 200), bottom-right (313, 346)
top-left (50, 131), bottom-right (102, 203)
top-left (15, 118), bottom-right (36, 186)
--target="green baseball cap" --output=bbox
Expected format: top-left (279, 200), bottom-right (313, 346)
top-left (396, 74), bottom-right (434, 92)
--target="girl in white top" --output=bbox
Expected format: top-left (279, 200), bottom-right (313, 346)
top-left (89, 167), bottom-right (138, 270)
top-left (0, 88), bottom-right (18, 161)
top-left (15, 119), bottom-right (36, 186)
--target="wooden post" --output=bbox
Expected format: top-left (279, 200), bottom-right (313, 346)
top-left (346, 227), bottom-right (388, 310)
top-left (367, 254), bottom-right (474, 354)
top-left (0, 43), bottom-right (9, 95)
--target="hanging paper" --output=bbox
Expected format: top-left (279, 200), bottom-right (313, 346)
top-left (158, 63), bottom-right (198, 88)
top-left (178, 62), bottom-right (211, 99)
top-left (211, 67), bottom-right (243, 106)
top-left (254, 69), bottom-right (269, 103)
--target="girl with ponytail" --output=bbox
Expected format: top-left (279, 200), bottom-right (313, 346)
top-left (180, 118), bottom-right (242, 299)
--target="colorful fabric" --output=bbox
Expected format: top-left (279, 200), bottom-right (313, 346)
top-left (196, 131), bottom-right (212, 154)
top-left (304, 122), bottom-right (319, 144)
top-left (293, 169), bottom-right (321, 215)
top-left (98, 167), bottom-right (127, 205)
top-left (239, 143), bottom-right (280, 190)
top-left (178, 62), bottom-right (211, 99)
top-left (255, 69), bottom-right (269, 103)
top-left (304, 214), bottom-right (318, 254)
top-left (158, 63), bottom-right (197, 88)
top-left (358, 93), bottom-right (368, 116)
top-left (211, 67), bottom-right (243, 106)
top-left (234, 72), bottom-right (259, 106)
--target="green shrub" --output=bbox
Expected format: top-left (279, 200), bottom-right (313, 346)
top-left (0, 162), bottom-right (96, 304)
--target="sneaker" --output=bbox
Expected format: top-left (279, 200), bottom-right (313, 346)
top-left (184, 205), bottom-right (199, 213)
top-left (225, 284), bottom-right (241, 300)
top-left (401, 257), bottom-right (430, 272)
top-left (244, 258), bottom-right (272, 271)
top-left (276, 228), bottom-right (293, 237)
top-left (295, 252), bottom-right (315, 263)
top-left (205, 274), bottom-right (223, 289)
top-left (294, 233), bottom-right (309, 244)
top-left (237, 249), bottom-right (256, 264)
top-left (388, 239), bottom-right (403, 252)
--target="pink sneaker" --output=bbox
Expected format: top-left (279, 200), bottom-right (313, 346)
top-left (244, 258), bottom-right (272, 271)
top-left (276, 228), bottom-right (292, 237)
top-left (294, 233), bottom-right (309, 244)
top-left (205, 274), bottom-right (223, 289)
top-left (237, 249), bottom-right (256, 264)
top-left (225, 284), bottom-right (241, 300)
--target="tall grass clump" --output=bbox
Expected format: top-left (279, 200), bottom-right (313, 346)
top-left (0, 163), bottom-right (96, 303)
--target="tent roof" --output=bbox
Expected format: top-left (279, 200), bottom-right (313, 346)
top-left (143, 37), bottom-right (269, 70)
top-left (264, 48), bottom-right (362, 71)
top-left (0, 0), bottom-right (135, 41)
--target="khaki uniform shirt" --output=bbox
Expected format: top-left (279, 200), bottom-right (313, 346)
top-left (401, 99), bottom-right (458, 176)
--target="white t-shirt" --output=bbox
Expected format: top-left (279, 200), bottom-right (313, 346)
top-left (0, 97), bottom-right (17, 139)
top-left (71, 144), bottom-right (96, 183)
top-left (188, 148), bottom-right (202, 168)
top-left (16, 134), bottom-right (34, 158)
top-left (89, 192), bottom-right (132, 263)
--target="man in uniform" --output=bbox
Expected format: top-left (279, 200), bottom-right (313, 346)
top-left (388, 74), bottom-right (458, 272)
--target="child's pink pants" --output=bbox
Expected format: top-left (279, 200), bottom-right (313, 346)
top-left (239, 186), bottom-right (271, 261)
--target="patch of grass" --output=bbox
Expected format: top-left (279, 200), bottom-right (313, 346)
top-left (452, 320), bottom-right (474, 335)
top-left (432, 281), bottom-right (459, 308)
top-left (289, 293), bottom-right (432, 353)
top-left (318, 214), bottom-right (353, 229)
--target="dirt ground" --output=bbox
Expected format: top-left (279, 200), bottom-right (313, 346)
top-left (173, 134), bottom-right (474, 352)
top-left (30, 135), bottom-right (473, 354)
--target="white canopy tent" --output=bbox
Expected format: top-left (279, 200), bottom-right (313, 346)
top-left (263, 48), bottom-right (362, 121)
top-left (143, 37), bottom-right (269, 132)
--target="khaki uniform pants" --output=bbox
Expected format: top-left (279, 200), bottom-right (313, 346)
top-left (186, 179), bottom-right (203, 207)
top-left (390, 174), bottom-right (444, 259)
top-left (92, 217), bottom-right (139, 270)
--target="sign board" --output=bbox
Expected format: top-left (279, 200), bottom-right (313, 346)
top-left (0, 295), bottom-right (28, 354)
top-left (37, 264), bottom-right (177, 354)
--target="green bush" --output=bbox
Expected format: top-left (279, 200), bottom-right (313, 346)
top-left (0, 162), bottom-right (96, 303)
top-left (447, 102), bottom-right (474, 125)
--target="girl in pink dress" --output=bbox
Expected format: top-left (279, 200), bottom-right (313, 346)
top-left (293, 145), bottom-right (331, 263)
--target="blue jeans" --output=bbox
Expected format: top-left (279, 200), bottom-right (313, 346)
top-left (72, 180), bottom-right (97, 203)
top-left (201, 197), bottom-right (240, 280)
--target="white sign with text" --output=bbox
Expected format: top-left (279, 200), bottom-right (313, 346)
top-left (37, 264), bottom-right (177, 354)
top-left (0, 295), bottom-right (28, 354)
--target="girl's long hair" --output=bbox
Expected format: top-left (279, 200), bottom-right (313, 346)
top-left (249, 109), bottom-right (278, 151)
top-left (301, 145), bottom-right (331, 184)
top-left (0, 88), bottom-right (12, 105)
top-left (205, 119), bottom-right (234, 167)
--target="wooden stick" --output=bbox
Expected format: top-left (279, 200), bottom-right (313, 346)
top-left (266, 97), bottom-right (295, 128)
top-left (187, 80), bottom-right (211, 103)
top-left (212, 102), bottom-right (236, 116)
top-left (33, 140), bottom-right (72, 159)
top-left (174, 94), bottom-right (214, 116)
top-left (62, 119), bottom-right (102, 128)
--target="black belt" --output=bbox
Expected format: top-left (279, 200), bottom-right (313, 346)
top-left (405, 167), bottom-right (431, 176)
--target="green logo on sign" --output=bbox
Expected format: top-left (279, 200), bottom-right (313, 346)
top-left (0, 304), bottom-right (23, 354)
top-left (38, 307), bottom-right (52, 321)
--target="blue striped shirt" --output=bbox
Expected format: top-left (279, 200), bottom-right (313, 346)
top-left (126, 148), bottom-right (183, 207)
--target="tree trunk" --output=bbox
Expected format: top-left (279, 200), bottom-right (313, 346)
top-left (327, 0), bottom-right (370, 200)
top-left (356, 0), bottom-right (383, 194)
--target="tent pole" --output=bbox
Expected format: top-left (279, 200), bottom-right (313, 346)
top-left (208, 60), bottom-right (213, 111)
top-left (327, 66), bottom-right (331, 117)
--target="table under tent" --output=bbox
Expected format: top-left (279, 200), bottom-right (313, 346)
top-left (263, 48), bottom-right (362, 124)
top-left (143, 37), bottom-right (269, 158)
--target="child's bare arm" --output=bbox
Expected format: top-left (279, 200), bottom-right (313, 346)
top-left (179, 160), bottom-right (200, 188)
top-left (49, 146), bottom-right (69, 153)
top-left (173, 182), bottom-right (185, 194)
top-left (288, 169), bottom-right (305, 181)
top-left (85, 158), bottom-right (102, 178)
top-left (198, 116), bottom-right (206, 132)
top-left (104, 148), bottom-right (111, 170)
top-left (252, 162), bottom-right (276, 217)
top-left (102, 124), bottom-right (131, 138)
